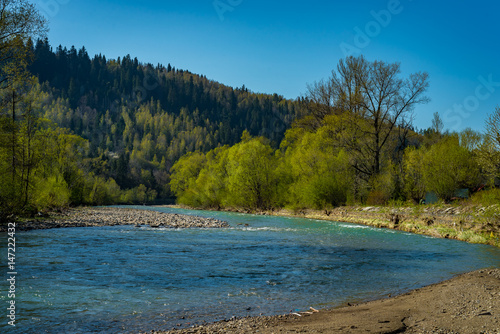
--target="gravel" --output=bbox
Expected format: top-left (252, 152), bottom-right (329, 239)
top-left (1, 207), bottom-right (229, 231)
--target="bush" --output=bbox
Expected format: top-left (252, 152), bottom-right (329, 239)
top-left (470, 188), bottom-right (500, 206)
top-left (366, 190), bottom-right (389, 206)
top-left (33, 176), bottom-right (71, 210)
top-left (422, 136), bottom-right (481, 201)
top-left (366, 168), bottom-right (396, 205)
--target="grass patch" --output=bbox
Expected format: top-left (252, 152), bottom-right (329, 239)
top-left (434, 226), bottom-right (458, 238)
top-left (458, 231), bottom-right (489, 244)
top-left (470, 188), bottom-right (500, 206)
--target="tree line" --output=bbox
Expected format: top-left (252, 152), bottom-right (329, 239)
top-left (27, 38), bottom-right (304, 204)
top-left (1, 1), bottom-right (306, 219)
top-left (170, 57), bottom-right (500, 210)
top-left (2, 1), bottom-right (499, 220)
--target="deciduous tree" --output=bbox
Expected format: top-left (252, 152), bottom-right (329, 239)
top-left (306, 56), bottom-right (430, 179)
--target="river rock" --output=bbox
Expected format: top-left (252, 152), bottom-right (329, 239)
top-left (1, 207), bottom-right (229, 231)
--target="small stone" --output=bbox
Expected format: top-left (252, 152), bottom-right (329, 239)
top-left (477, 311), bottom-right (492, 316)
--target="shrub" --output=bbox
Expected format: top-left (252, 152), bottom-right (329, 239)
top-left (366, 190), bottom-right (389, 206)
top-left (470, 188), bottom-right (500, 206)
top-left (33, 176), bottom-right (71, 210)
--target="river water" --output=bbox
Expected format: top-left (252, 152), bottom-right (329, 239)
top-left (1, 206), bottom-right (499, 333)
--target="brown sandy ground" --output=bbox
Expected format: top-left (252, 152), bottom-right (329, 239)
top-left (147, 269), bottom-right (500, 334)
top-left (0, 207), bottom-right (229, 231)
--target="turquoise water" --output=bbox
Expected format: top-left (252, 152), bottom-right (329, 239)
top-left (1, 206), bottom-right (499, 333)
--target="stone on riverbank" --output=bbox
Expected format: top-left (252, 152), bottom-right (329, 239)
top-left (1, 207), bottom-right (229, 231)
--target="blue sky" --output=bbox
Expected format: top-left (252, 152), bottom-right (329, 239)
top-left (35, 0), bottom-right (500, 132)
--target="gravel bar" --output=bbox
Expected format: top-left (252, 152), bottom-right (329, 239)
top-left (1, 207), bottom-right (229, 231)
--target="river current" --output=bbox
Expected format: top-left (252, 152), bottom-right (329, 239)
top-left (1, 206), bottom-right (499, 333)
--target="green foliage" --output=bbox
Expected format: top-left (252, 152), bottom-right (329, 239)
top-left (402, 146), bottom-right (426, 202)
top-left (283, 129), bottom-right (352, 209)
top-left (422, 136), bottom-right (481, 201)
top-left (366, 166), bottom-right (398, 205)
top-left (24, 39), bottom-right (304, 200)
top-left (305, 56), bottom-right (429, 177)
top-left (192, 146), bottom-right (230, 208)
top-left (169, 151), bottom-right (206, 205)
top-left (170, 137), bottom-right (281, 210)
top-left (84, 175), bottom-right (118, 206)
top-left (32, 174), bottom-right (70, 209)
top-left (225, 137), bottom-right (278, 209)
top-left (170, 103), bottom-right (499, 211)
top-left (470, 188), bottom-right (500, 206)
top-left (0, 80), bottom-right (50, 214)
top-left (170, 123), bottom-right (356, 211)
top-left (4, 24), bottom-right (499, 215)
top-left (477, 137), bottom-right (500, 187)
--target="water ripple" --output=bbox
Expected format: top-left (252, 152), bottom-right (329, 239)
top-left (1, 206), bottom-right (499, 333)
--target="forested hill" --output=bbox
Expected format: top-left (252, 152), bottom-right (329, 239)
top-left (28, 38), bottom-right (303, 199)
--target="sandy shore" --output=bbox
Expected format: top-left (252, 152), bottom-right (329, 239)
top-left (147, 268), bottom-right (500, 334)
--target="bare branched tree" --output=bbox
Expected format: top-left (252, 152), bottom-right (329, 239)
top-left (431, 112), bottom-right (444, 135)
top-left (481, 106), bottom-right (500, 184)
top-left (486, 106), bottom-right (500, 151)
top-left (0, 0), bottom-right (47, 91)
top-left (307, 55), bottom-right (430, 178)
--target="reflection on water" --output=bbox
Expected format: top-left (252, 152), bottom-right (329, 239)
top-left (1, 206), bottom-right (499, 333)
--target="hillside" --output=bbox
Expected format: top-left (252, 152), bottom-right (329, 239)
top-left (28, 38), bottom-right (303, 199)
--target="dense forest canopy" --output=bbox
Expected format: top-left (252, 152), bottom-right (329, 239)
top-left (1, 0), bottom-right (499, 220)
top-left (30, 37), bottom-right (301, 144)
top-left (1, 26), bottom-right (306, 217)
top-left (28, 38), bottom-right (305, 189)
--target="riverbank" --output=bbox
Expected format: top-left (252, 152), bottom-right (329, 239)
top-left (0, 207), bottom-right (229, 231)
top-left (273, 205), bottom-right (500, 248)
top-left (147, 268), bottom-right (500, 334)
top-left (164, 204), bottom-right (500, 247)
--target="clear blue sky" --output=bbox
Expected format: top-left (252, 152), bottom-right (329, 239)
top-left (35, 0), bottom-right (500, 133)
